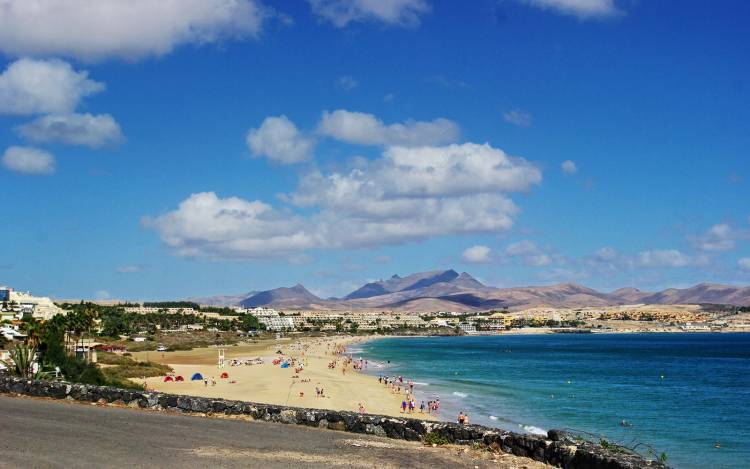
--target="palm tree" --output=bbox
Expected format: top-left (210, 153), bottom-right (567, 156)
top-left (24, 320), bottom-right (45, 348)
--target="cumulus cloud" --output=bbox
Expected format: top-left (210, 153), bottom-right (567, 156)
top-left (147, 142), bottom-right (541, 259)
top-left (561, 160), bottom-right (578, 175)
top-left (308, 0), bottom-right (431, 28)
top-left (503, 109), bottom-right (532, 127)
top-left (739, 258), bottom-right (750, 271)
top-left (17, 113), bottom-right (123, 147)
top-left (0, 58), bottom-right (104, 115)
top-left (293, 143), bottom-right (541, 203)
top-left (462, 245), bottom-right (492, 263)
top-left (143, 192), bottom-right (317, 259)
top-left (518, 0), bottom-right (621, 19)
top-left (246, 115), bottom-right (315, 164)
top-left (2, 146), bottom-right (55, 175)
top-left (0, 0), bottom-right (269, 61)
top-left (318, 110), bottom-right (459, 147)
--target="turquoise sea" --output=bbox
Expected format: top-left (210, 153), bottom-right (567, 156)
top-left (353, 333), bottom-right (750, 469)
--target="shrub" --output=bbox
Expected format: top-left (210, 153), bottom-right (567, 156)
top-left (424, 432), bottom-right (449, 446)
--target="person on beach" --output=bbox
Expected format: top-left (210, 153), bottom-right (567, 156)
top-left (401, 400), bottom-right (407, 413)
top-left (203, 377), bottom-right (208, 387)
top-left (358, 403), bottom-right (365, 414)
top-left (420, 401), bottom-right (425, 413)
top-left (457, 412), bottom-right (465, 424)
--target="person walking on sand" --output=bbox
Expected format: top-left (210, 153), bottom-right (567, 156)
top-left (401, 400), bottom-right (407, 413)
top-left (420, 401), bottom-right (425, 413)
top-left (203, 377), bottom-right (208, 387)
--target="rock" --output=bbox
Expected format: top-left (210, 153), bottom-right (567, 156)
top-left (0, 376), bottom-right (668, 469)
top-left (328, 421), bottom-right (346, 431)
top-left (278, 409), bottom-right (297, 424)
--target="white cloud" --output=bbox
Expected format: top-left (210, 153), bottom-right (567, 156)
top-left (503, 109), bottom-right (532, 127)
top-left (739, 258), bottom-right (750, 271)
top-left (143, 192), bottom-right (317, 259)
top-left (294, 143), bottom-right (541, 203)
top-left (463, 245), bottom-right (491, 263)
top-left (308, 0), bottom-right (431, 28)
top-left (635, 249), bottom-right (693, 268)
top-left (318, 109), bottom-right (459, 147)
top-left (505, 240), bottom-right (558, 266)
top-left (246, 115), bottom-right (315, 164)
top-left (691, 223), bottom-right (740, 252)
top-left (2, 146), bottom-right (55, 175)
top-left (0, 0), bottom-right (268, 61)
top-left (147, 141), bottom-right (541, 259)
top-left (519, 0), bottom-right (621, 19)
top-left (0, 58), bottom-right (104, 115)
top-left (336, 75), bottom-right (358, 91)
top-left (17, 113), bottom-right (123, 148)
top-left (561, 160), bottom-right (578, 175)
top-left (116, 265), bottom-right (142, 274)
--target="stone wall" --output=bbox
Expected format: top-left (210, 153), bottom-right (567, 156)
top-left (0, 376), bottom-right (667, 469)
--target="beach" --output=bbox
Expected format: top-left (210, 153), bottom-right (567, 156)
top-left (133, 335), bottom-right (438, 420)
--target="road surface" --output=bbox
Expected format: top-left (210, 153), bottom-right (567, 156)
top-left (0, 395), bottom-right (548, 468)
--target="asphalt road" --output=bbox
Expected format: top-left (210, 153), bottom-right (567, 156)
top-left (0, 395), bottom-right (543, 469)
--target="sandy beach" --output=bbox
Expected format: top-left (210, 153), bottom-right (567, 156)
top-left (133, 336), bottom-right (438, 420)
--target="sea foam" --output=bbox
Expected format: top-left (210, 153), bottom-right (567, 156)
top-left (520, 424), bottom-right (547, 436)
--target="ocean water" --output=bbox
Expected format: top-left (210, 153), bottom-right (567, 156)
top-left (353, 333), bottom-right (750, 469)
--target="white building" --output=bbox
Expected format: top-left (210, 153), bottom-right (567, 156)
top-left (1, 326), bottom-right (26, 341)
top-left (457, 322), bottom-right (477, 333)
top-left (259, 316), bottom-right (294, 331)
top-left (1, 286), bottom-right (66, 320)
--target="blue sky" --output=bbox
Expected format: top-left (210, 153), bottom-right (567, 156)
top-left (0, 0), bottom-right (748, 300)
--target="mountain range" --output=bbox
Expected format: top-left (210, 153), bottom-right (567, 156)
top-left (190, 269), bottom-right (750, 311)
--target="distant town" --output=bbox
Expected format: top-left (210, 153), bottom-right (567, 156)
top-left (3, 282), bottom-right (750, 356)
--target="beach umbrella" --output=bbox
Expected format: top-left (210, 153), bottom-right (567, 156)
top-left (163, 376), bottom-right (173, 382)
top-left (175, 375), bottom-right (184, 382)
top-left (220, 372), bottom-right (229, 379)
top-left (191, 373), bottom-right (203, 381)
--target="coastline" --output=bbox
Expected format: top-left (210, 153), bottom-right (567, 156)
top-left (134, 335), bottom-right (437, 420)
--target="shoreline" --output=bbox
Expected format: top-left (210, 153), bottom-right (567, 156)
top-left (134, 335), bottom-right (438, 421)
